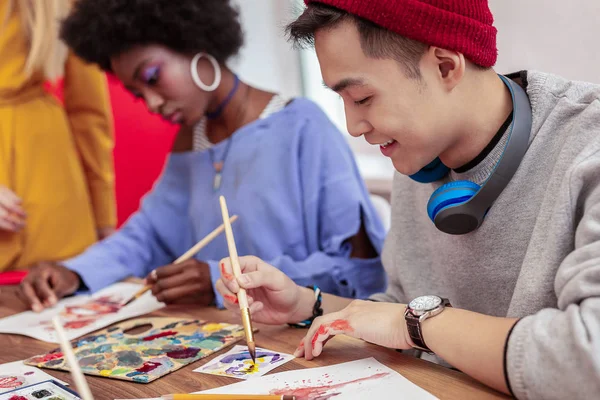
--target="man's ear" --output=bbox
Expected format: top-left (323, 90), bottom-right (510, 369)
top-left (422, 46), bottom-right (466, 92)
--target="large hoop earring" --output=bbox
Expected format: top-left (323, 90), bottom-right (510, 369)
top-left (190, 53), bottom-right (221, 92)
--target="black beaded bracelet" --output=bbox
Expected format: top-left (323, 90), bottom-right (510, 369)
top-left (288, 285), bottom-right (323, 328)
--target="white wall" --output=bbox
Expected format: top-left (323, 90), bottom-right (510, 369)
top-left (491, 0), bottom-right (600, 83)
top-left (230, 0), bottom-right (303, 99)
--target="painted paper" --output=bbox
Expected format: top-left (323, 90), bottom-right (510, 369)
top-left (0, 283), bottom-right (164, 343)
top-left (0, 362), bottom-right (68, 394)
top-left (25, 318), bottom-right (245, 383)
top-left (194, 345), bottom-right (294, 379)
top-left (0, 380), bottom-right (80, 400)
top-left (199, 357), bottom-right (439, 399)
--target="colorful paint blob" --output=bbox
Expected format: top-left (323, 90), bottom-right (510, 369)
top-left (31, 389), bottom-right (52, 398)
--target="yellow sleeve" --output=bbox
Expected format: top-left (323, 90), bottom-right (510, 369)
top-left (63, 52), bottom-right (117, 229)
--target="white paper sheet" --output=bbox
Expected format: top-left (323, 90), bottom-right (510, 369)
top-left (0, 283), bottom-right (164, 342)
top-left (194, 345), bottom-right (294, 379)
top-left (198, 357), bottom-right (438, 399)
top-left (0, 361), bottom-right (68, 394)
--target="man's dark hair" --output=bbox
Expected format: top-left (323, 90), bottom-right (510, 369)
top-left (61, 0), bottom-right (244, 72)
top-left (286, 3), bottom-right (428, 79)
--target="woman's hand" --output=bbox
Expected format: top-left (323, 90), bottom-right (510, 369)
top-left (215, 256), bottom-right (315, 325)
top-left (0, 186), bottom-right (26, 232)
top-left (295, 300), bottom-right (412, 360)
top-left (145, 259), bottom-right (215, 305)
top-left (19, 262), bottom-right (81, 312)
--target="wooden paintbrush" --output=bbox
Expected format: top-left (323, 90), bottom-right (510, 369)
top-left (121, 215), bottom-right (239, 307)
top-left (219, 196), bottom-right (256, 363)
top-left (51, 316), bottom-right (94, 400)
top-left (161, 395), bottom-right (296, 400)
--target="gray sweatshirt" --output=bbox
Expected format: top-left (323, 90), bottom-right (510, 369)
top-left (371, 70), bottom-right (600, 399)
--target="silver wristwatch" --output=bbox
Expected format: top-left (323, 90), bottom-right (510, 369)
top-left (404, 295), bottom-right (451, 353)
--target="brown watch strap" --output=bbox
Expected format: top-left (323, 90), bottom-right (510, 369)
top-left (405, 314), bottom-right (431, 352)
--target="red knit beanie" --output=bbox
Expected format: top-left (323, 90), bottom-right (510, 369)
top-left (304, 0), bottom-right (498, 67)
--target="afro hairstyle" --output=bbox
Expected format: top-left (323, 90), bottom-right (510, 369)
top-left (61, 0), bottom-right (244, 72)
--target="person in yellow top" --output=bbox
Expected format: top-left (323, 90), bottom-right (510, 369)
top-left (0, 0), bottom-right (115, 273)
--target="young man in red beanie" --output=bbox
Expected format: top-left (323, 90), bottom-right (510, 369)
top-left (216, 1), bottom-right (600, 398)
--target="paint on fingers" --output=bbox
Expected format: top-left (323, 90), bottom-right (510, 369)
top-left (311, 319), bottom-right (353, 348)
top-left (220, 263), bottom-right (234, 281)
top-left (223, 294), bottom-right (238, 304)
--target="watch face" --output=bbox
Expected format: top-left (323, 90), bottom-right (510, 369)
top-left (409, 295), bottom-right (442, 313)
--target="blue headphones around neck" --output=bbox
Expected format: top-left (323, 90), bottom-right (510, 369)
top-left (409, 75), bottom-right (532, 235)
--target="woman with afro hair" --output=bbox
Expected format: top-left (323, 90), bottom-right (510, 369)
top-left (19, 0), bottom-right (387, 311)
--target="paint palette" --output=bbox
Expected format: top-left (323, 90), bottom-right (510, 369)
top-left (24, 318), bottom-right (245, 383)
top-left (0, 380), bottom-right (80, 400)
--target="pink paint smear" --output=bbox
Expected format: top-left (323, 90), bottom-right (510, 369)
top-left (270, 372), bottom-right (389, 400)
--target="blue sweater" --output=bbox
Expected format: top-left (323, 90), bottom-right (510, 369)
top-left (65, 98), bottom-right (387, 306)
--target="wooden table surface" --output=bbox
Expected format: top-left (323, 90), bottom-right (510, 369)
top-left (0, 286), bottom-right (509, 400)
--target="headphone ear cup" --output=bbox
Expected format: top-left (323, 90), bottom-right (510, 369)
top-left (427, 181), bottom-right (481, 222)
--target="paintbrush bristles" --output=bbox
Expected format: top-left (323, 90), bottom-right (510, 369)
top-left (121, 284), bottom-right (151, 307)
top-left (247, 340), bottom-right (257, 364)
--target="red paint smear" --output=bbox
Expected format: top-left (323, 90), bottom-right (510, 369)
top-left (135, 361), bottom-right (162, 373)
top-left (311, 320), bottom-right (352, 348)
top-left (8, 395), bottom-right (28, 400)
top-left (0, 376), bottom-right (24, 389)
top-left (142, 330), bottom-right (178, 341)
top-left (57, 295), bottom-right (124, 330)
top-left (31, 352), bottom-right (64, 364)
top-left (270, 372), bottom-right (389, 400)
top-left (329, 320), bottom-right (353, 332)
top-left (220, 263), bottom-right (234, 281)
top-left (64, 319), bottom-right (96, 329)
top-left (311, 326), bottom-right (327, 348)
top-left (223, 294), bottom-right (238, 304)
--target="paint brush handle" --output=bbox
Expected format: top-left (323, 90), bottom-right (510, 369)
top-left (122, 215), bottom-right (239, 306)
top-left (219, 196), bottom-right (256, 362)
top-left (174, 215), bottom-right (239, 264)
top-left (163, 394), bottom-right (296, 400)
top-left (52, 316), bottom-right (95, 400)
top-left (218, 197), bottom-right (249, 309)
